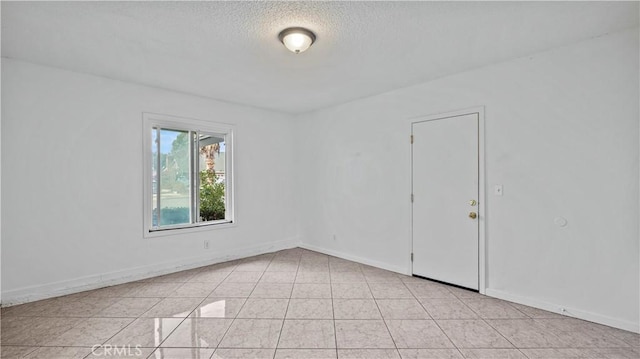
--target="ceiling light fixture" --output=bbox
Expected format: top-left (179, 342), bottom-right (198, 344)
top-left (278, 27), bottom-right (316, 54)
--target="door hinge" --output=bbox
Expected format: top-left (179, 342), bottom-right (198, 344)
top-left (410, 135), bottom-right (414, 144)
top-left (411, 194), bottom-right (414, 203)
top-left (411, 253), bottom-right (414, 262)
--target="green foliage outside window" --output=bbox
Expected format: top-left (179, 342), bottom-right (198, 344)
top-left (199, 170), bottom-right (226, 221)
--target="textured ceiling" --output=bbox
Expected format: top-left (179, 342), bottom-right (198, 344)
top-left (2, 1), bottom-right (638, 114)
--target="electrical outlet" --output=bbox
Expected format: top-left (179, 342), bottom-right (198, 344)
top-left (204, 240), bottom-right (210, 250)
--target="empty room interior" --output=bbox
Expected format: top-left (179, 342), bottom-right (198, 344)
top-left (0, 1), bottom-right (639, 359)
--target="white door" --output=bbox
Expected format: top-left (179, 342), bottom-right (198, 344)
top-left (412, 113), bottom-right (479, 290)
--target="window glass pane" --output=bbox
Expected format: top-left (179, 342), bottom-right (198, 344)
top-left (198, 133), bottom-right (226, 222)
top-left (146, 115), bottom-right (233, 234)
top-left (158, 129), bottom-right (191, 226)
top-left (151, 128), bottom-right (159, 227)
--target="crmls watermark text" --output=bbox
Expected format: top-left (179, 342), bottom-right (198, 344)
top-left (91, 345), bottom-right (143, 357)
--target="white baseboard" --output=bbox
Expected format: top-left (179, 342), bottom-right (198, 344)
top-left (299, 243), bottom-right (410, 275)
top-left (1, 237), bottom-right (300, 307)
top-left (485, 288), bottom-right (640, 334)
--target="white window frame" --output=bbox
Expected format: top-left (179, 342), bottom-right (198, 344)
top-left (143, 113), bottom-right (235, 238)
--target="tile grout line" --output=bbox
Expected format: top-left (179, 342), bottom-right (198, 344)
top-left (408, 279), bottom-right (464, 357)
top-left (362, 265), bottom-right (402, 356)
top-left (474, 315), bottom-right (536, 359)
top-left (153, 265), bottom-right (234, 351)
top-left (90, 262), bottom-right (236, 359)
top-left (176, 264), bottom-right (239, 359)
top-left (329, 258), bottom-right (339, 359)
top-left (434, 281), bottom-right (534, 357)
top-left (271, 252), bottom-right (301, 359)
top-left (211, 254), bottom-right (275, 356)
top-left (465, 295), bottom-right (541, 358)
top-left (408, 279), bottom-right (467, 358)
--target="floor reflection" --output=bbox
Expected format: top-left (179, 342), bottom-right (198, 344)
top-left (193, 299), bottom-right (227, 318)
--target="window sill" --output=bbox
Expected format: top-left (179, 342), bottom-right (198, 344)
top-left (145, 220), bottom-right (236, 238)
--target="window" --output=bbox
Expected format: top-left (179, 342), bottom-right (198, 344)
top-left (143, 113), bottom-right (234, 235)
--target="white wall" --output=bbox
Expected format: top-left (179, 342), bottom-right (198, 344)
top-left (0, 56), bottom-right (3, 305)
top-left (1, 59), bottom-right (298, 304)
top-left (294, 29), bottom-right (639, 332)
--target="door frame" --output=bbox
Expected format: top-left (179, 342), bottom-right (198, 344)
top-left (409, 106), bottom-right (486, 294)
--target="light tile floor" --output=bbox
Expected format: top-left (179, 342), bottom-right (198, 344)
top-left (1, 248), bottom-right (638, 358)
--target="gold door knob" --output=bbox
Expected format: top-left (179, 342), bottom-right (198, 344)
top-left (469, 199), bottom-right (477, 206)
top-left (469, 212), bottom-right (477, 219)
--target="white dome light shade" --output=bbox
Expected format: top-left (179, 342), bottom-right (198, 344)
top-left (278, 27), bottom-right (316, 54)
